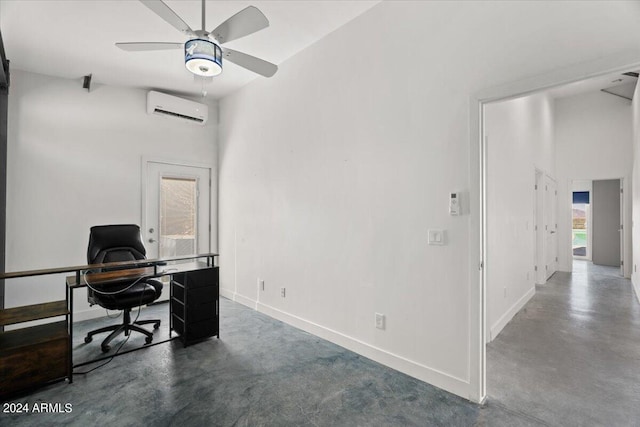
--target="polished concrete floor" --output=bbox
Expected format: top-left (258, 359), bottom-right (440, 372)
top-left (3, 261), bottom-right (638, 426)
top-left (487, 260), bottom-right (640, 426)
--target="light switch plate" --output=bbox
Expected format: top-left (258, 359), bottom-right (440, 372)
top-left (428, 229), bottom-right (444, 245)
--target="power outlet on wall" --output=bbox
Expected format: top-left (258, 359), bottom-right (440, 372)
top-left (260, 280), bottom-right (265, 291)
top-left (280, 287), bottom-right (286, 298)
top-left (375, 313), bottom-right (385, 330)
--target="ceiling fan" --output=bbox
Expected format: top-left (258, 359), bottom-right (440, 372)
top-left (116, 0), bottom-right (277, 78)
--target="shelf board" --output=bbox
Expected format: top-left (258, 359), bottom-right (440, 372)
top-left (0, 321), bottom-right (68, 352)
top-left (0, 300), bottom-right (68, 327)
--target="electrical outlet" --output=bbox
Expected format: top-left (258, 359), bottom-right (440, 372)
top-left (260, 280), bottom-right (265, 291)
top-left (375, 313), bottom-right (385, 330)
top-left (280, 287), bottom-right (286, 298)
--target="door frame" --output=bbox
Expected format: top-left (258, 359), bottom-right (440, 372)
top-left (470, 51), bottom-right (640, 403)
top-left (620, 179), bottom-right (624, 276)
top-left (141, 157), bottom-right (213, 257)
top-left (544, 174), bottom-right (558, 280)
top-left (534, 169), bottom-right (545, 284)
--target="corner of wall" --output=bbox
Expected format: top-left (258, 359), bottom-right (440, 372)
top-left (488, 286), bottom-right (535, 342)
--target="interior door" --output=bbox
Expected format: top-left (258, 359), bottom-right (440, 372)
top-left (143, 161), bottom-right (211, 260)
top-left (592, 179), bottom-right (621, 268)
top-left (544, 175), bottom-right (558, 280)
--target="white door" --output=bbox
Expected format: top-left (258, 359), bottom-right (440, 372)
top-left (544, 175), bottom-right (558, 279)
top-left (620, 180), bottom-right (624, 276)
top-left (143, 161), bottom-right (211, 260)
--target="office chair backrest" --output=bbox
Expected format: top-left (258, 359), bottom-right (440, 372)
top-left (87, 224), bottom-right (147, 265)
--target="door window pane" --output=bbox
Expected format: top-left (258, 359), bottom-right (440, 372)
top-left (160, 177), bottom-right (197, 257)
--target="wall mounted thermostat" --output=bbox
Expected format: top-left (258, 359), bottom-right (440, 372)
top-left (449, 192), bottom-right (460, 216)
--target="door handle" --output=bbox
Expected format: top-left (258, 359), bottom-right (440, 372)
top-left (149, 238), bottom-right (157, 243)
top-left (550, 231), bottom-right (556, 234)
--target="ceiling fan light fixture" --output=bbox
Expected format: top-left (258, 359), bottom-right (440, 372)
top-left (185, 39), bottom-right (222, 77)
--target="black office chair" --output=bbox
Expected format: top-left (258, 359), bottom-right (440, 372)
top-left (84, 224), bottom-right (163, 353)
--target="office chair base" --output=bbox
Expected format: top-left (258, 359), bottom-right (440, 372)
top-left (84, 309), bottom-right (161, 353)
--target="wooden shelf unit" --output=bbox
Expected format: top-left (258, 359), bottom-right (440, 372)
top-left (0, 300), bottom-right (70, 400)
top-left (0, 253), bottom-right (218, 400)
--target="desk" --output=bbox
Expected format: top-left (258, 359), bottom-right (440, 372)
top-left (0, 253), bottom-right (218, 400)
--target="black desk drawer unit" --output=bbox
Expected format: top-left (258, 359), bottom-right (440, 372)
top-left (170, 267), bottom-right (219, 346)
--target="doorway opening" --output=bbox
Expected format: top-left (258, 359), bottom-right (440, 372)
top-left (571, 186), bottom-right (590, 259)
top-left (476, 54), bottom-right (640, 404)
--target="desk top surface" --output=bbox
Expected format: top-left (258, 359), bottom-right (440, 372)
top-left (0, 253), bottom-right (218, 281)
top-left (66, 261), bottom-right (215, 288)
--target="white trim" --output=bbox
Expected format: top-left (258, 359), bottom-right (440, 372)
top-left (220, 287), bottom-right (258, 310)
top-left (633, 277), bottom-right (640, 305)
top-left (472, 49), bottom-right (640, 405)
top-left (227, 290), bottom-right (471, 398)
top-left (488, 287), bottom-right (535, 342)
top-left (142, 156), bottom-right (214, 170)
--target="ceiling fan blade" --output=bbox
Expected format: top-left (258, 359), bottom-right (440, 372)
top-left (116, 42), bottom-right (183, 51)
top-left (211, 6), bottom-right (269, 44)
top-left (140, 0), bottom-right (195, 36)
top-left (223, 49), bottom-right (277, 78)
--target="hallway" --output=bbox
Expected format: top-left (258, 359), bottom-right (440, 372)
top-left (487, 261), bottom-right (640, 426)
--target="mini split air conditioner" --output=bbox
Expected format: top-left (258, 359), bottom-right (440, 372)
top-left (146, 90), bottom-right (208, 125)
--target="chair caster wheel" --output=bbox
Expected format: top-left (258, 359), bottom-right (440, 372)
top-left (145, 337), bottom-right (153, 345)
top-left (153, 322), bottom-right (160, 330)
top-left (84, 336), bottom-right (92, 344)
top-left (101, 345), bottom-right (110, 353)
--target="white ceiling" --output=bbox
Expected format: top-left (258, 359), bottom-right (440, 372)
top-left (0, 0), bottom-right (379, 100)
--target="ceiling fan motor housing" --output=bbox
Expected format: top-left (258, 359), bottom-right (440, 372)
top-left (185, 39), bottom-right (222, 77)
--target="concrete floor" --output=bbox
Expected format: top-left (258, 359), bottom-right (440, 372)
top-left (3, 261), bottom-right (638, 426)
top-left (487, 260), bottom-right (640, 426)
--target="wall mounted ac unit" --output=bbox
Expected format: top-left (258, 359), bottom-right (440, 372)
top-left (146, 90), bottom-right (208, 125)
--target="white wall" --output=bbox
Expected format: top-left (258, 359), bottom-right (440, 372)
top-left (632, 78), bottom-right (640, 301)
top-left (218, 1), bottom-right (640, 401)
top-left (555, 91), bottom-right (633, 275)
top-left (5, 70), bottom-right (218, 320)
top-left (485, 93), bottom-right (555, 342)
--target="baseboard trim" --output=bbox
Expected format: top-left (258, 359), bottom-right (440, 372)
top-left (220, 288), bottom-right (259, 310)
top-left (221, 287), bottom-right (471, 400)
top-left (489, 286), bottom-right (535, 342)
